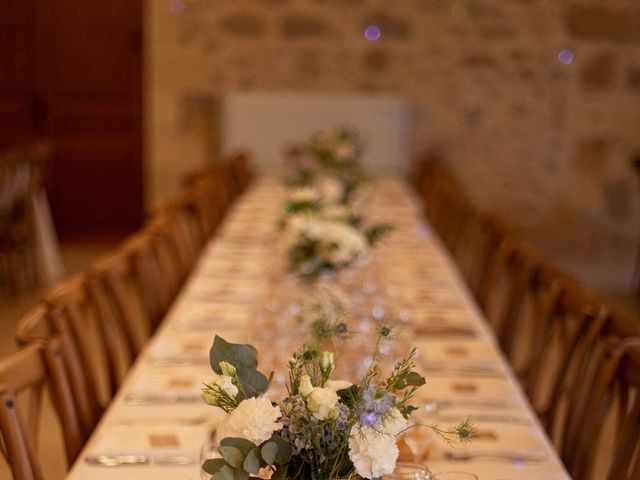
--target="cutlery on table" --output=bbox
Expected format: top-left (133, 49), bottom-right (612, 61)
top-left (443, 450), bottom-right (548, 463)
top-left (124, 392), bottom-right (202, 405)
top-left (432, 413), bottom-right (532, 426)
top-left (420, 364), bottom-right (505, 378)
top-left (111, 414), bottom-right (209, 426)
top-left (424, 398), bottom-right (517, 413)
top-left (85, 453), bottom-right (197, 466)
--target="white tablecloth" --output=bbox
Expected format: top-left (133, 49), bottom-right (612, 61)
top-left (65, 177), bottom-right (571, 480)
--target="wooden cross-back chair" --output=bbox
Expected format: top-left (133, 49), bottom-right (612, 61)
top-left (562, 337), bottom-right (640, 480)
top-left (482, 238), bottom-right (534, 352)
top-left (15, 306), bottom-right (99, 443)
top-left (454, 213), bottom-right (510, 306)
top-left (89, 249), bottom-right (153, 356)
top-left (42, 275), bottom-right (132, 411)
top-left (501, 260), bottom-right (567, 379)
top-left (228, 152), bottom-right (253, 194)
top-left (120, 231), bottom-right (171, 329)
top-left (0, 337), bottom-right (82, 480)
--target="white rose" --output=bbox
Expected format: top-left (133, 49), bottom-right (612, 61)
top-left (306, 387), bottom-right (339, 420)
top-left (218, 397), bottom-right (282, 445)
top-left (348, 427), bottom-right (398, 479)
top-left (325, 380), bottom-right (352, 392)
top-left (382, 408), bottom-right (408, 436)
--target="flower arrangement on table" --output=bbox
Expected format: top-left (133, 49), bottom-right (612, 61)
top-left (284, 215), bottom-right (392, 280)
top-left (285, 128), bottom-right (368, 206)
top-left (201, 329), bottom-right (474, 480)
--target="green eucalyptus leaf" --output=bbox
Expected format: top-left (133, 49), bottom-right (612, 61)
top-left (234, 471), bottom-right (249, 480)
top-left (268, 435), bottom-right (292, 464)
top-left (210, 336), bottom-right (259, 374)
top-left (271, 464), bottom-right (288, 480)
top-left (237, 368), bottom-right (271, 399)
top-left (202, 458), bottom-right (228, 475)
top-left (337, 384), bottom-right (359, 408)
top-left (261, 442), bottom-right (278, 465)
top-left (219, 437), bottom-right (257, 458)
top-left (219, 446), bottom-right (244, 469)
top-left (243, 448), bottom-right (262, 474)
top-left (212, 465), bottom-right (236, 480)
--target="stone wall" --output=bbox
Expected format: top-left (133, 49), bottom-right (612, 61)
top-left (145, 0), bottom-right (640, 291)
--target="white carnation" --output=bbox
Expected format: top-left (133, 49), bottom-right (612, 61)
top-left (382, 408), bottom-right (408, 436)
top-left (306, 387), bottom-right (339, 420)
top-left (348, 427), bottom-right (398, 479)
top-left (218, 397), bottom-right (282, 445)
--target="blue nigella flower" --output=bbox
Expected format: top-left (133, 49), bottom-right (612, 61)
top-left (360, 411), bottom-right (382, 428)
top-left (362, 386), bottom-right (395, 415)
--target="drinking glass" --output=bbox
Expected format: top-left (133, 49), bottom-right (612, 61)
top-left (384, 462), bottom-right (432, 479)
top-left (431, 473), bottom-right (478, 480)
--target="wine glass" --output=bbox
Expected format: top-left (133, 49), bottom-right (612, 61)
top-left (384, 462), bottom-right (432, 479)
top-left (431, 473), bottom-right (478, 480)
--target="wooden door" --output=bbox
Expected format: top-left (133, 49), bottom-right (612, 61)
top-left (0, 0), bottom-right (144, 237)
top-left (47, 0), bottom-right (143, 237)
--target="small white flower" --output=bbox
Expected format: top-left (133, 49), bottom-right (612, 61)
top-left (215, 375), bottom-right (239, 399)
top-left (382, 408), bottom-right (408, 436)
top-left (218, 397), bottom-right (282, 445)
top-left (219, 361), bottom-right (237, 377)
top-left (320, 351), bottom-right (334, 371)
top-left (299, 374), bottom-right (314, 397)
top-left (348, 427), bottom-right (398, 479)
top-left (306, 387), bottom-right (339, 420)
top-left (325, 379), bottom-right (352, 392)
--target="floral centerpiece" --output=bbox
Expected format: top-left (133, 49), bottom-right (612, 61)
top-left (285, 128), bottom-right (368, 205)
top-left (201, 329), bottom-right (474, 480)
top-left (284, 215), bottom-right (392, 280)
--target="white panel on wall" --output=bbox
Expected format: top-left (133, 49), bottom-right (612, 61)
top-left (218, 91), bottom-right (411, 175)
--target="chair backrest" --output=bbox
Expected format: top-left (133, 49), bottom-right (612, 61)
top-left (89, 250), bottom-right (152, 356)
top-left (454, 213), bottom-right (510, 305)
top-left (228, 152), bottom-right (253, 194)
top-left (14, 305), bottom-right (99, 441)
top-left (43, 275), bottom-right (131, 410)
top-left (503, 260), bottom-right (566, 378)
top-left (0, 338), bottom-right (82, 480)
top-left (120, 232), bottom-right (169, 328)
top-left (562, 337), bottom-right (640, 480)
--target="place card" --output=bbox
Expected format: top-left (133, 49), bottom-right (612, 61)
top-left (148, 434), bottom-right (180, 448)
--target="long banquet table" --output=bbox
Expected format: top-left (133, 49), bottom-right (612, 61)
top-left (66, 177), bottom-right (571, 480)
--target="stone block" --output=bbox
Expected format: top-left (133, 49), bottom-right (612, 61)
top-left (280, 13), bottom-right (331, 39)
top-left (581, 52), bottom-right (616, 91)
top-left (364, 12), bottom-right (410, 40)
top-left (218, 12), bottom-right (265, 37)
top-left (573, 138), bottom-right (608, 172)
top-left (567, 4), bottom-right (640, 43)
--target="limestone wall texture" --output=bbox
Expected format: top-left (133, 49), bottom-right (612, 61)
top-left (145, 0), bottom-right (640, 291)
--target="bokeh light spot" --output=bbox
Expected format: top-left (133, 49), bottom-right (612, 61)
top-left (364, 25), bottom-right (381, 41)
top-left (558, 49), bottom-right (574, 65)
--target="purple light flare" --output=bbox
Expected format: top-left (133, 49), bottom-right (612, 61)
top-left (364, 25), bottom-right (381, 41)
top-left (558, 49), bottom-right (574, 65)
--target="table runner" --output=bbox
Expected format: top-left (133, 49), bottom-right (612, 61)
top-left (65, 176), bottom-right (571, 480)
